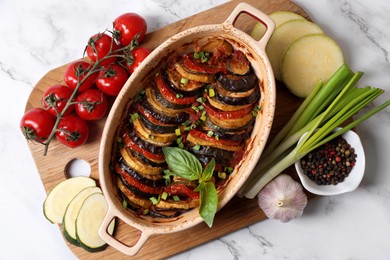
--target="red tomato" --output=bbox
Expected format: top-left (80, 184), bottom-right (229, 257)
top-left (41, 84), bottom-right (74, 116)
top-left (75, 89), bottom-right (108, 120)
top-left (86, 33), bottom-right (119, 66)
top-left (56, 115), bottom-right (89, 148)
top-left (20, 108), bottom-right (56, 142)
top-left (64, 60), bottom-right (98, 92)
top-left (126, 47), bottom-right (151, 74)
top-left (113, 13), bottom-right (147, 46)
top-left (96, 64), bottom-right (129, 96)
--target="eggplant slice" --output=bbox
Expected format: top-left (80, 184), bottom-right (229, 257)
top-left (113, 38), bottom-right (261, 219)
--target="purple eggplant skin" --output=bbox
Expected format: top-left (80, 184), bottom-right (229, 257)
top-left (154, 85), bottom-right (192, 109)
top-left (217, 72), bottom-right (257, 92)
top-left (186, 143), bottom-right (235, 162)
top-left (126, 146), bottom-right (167, 168)
top-left (213, 85), bottom-right (260, 106)
top-left (118, 173), bottom-right (161, 198)
top-left (118, 158), bottom-right (165, 187)
top-left (138, 114), bottom-right (177, 134)
top-left (162, 70), bottom-right (205, 97)
top-left (141, 98), bottom-right (189, 124)
top-left (126, 128), bottom-right (164, 155)
top-left (205, 117), bottom-right (255, 133)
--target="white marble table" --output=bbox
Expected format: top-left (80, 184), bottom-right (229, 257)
top-left (1, 0), bottom-right (389, 259)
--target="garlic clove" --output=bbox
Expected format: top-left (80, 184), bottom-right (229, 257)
top-left (257, 174), bottom-right (307, 223)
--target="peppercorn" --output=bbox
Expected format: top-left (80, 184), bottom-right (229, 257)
top-left (300, 136), bottom-right (357, 185)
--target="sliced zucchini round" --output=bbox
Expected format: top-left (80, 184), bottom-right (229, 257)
top-left (251, 11), bottom-right (306, 40)
top-left (63, 186), bottom-right (102, 245)
top-left (76, 193), bottom-right (115, 252)
top-left (281, 34), bottom-right (344, 98)
top-left (43, 176), bottom-right (96, 224)
top-left (267, 19), bottom-right (323, 81)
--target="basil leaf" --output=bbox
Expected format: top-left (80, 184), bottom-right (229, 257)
top-left (194, 181), bottom-right (206, 192)
top-left (162, 147), bottom-right (202, 180)
top-left (199, 182), bottom-right (218, 228)
top-left (201, 158), bottom-right (215, 182)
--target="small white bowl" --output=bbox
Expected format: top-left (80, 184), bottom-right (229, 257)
top-left (295, 128), bottom-right (365, 196)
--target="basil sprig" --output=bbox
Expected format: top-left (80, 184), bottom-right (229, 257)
top-left (162, 146), bottom-right (218, 227)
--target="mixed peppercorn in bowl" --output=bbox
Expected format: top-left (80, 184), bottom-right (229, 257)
top-left (295, 128), bottom-right (365, 196)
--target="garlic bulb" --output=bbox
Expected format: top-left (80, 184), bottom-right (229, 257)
top-left (257, 174), bottom-right (307, 223)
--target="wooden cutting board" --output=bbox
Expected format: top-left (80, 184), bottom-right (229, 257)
top-left (25, 0), bottom-right (310, 259)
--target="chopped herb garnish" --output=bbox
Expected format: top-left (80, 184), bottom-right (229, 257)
top-left (149, 196), bottom-right (160, 205)
top-left (193, 144), bottom-right (201, 151)
top-left (173, 195), bottom-right (180, 202)
top-left (197, 97), bottom-right (205, 103)
top-left (181, 78), bottom-right (189, 84)
top-left (143, 209), bottom-right (150, 215)
top-left (122, 199), bottom-right (128, 209)
top-left (161, 192), bottom-right (168, 200)
top-left (129, 112), bottom-right (139, 123)
top-left (176, 93), bottom-right (183, 98)
top-left (252, 105), bottom-right (261, 117)
top-left (182, 120), bottom-right (191, 126)
top-left (218, 172), bottom-right (227, 179)
top-left (175, 128), bottom-right (181, 136)
top-left (191, 106), bottom-right (200, 112)
top-left (209, 88), bottom-right (215, 97)
top-left (200, 114), bottom-right (207, 121)
top-left (207, 130), bottom-right (214, 137)
top-left (214, 134), bottom-right (220, 141)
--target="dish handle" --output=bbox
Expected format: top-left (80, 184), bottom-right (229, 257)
top-left (224, 2), bottom-right (275, 49)
top-left (98, 208), bottom-right (151, 256)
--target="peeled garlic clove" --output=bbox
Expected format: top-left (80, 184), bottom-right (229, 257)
top-left (257, 174), bottom-right (307, 223)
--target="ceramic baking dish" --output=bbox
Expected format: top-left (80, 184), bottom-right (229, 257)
top-left (98, 2), bottom-right (276, 255)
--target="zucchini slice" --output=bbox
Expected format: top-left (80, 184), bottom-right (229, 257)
top-left (43, 176), bottom-right (96, 224)
top-left (63, 186), bottom-right (102, 245)
top-left (76, 193), bottom-right (115, 252)
top-left (266, 19), bottom-right (323, 81)
top-left (281, 34), bottom-right (344, 98)
top-left (251, 11), bottom-right (306, 40)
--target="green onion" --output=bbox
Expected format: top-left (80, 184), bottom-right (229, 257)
top-left (176, 93), bottom-right (183, 98)
top-left (197, 97), bottom-right (205, 103)
top-left (122, 199), bottom-right (128, 209)
top-left (207, 130), bottom-right (214, 137)
top-left (161, 192), bottom-right (168, 200)
top-left (173, 195), bottom-right (180, 201)
top-left (149, 196), bottom-right (159, 205)
top-left (175, 128), bottom-right (181, 136)
top-left (239, 64), bottom-right (390, 199)
top-left (209, 88), bottom-right (215, 97)
top-left (129, 112), bottom-right (139, 123)
top-left (193, 144), bottom-right (201, 151)
top-left (181, 78), bottom-right (188, 84)
top-left (218, 172), bottom-right (227, 179)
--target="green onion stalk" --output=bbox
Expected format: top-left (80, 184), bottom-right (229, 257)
top-left (238, 64), bottom-right (390, 199)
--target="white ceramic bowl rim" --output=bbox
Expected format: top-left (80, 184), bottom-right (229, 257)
top-left (295, 127), bottom-right (365, 196)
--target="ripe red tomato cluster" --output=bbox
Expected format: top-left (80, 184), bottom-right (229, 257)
top-left (21, 13), bottom-right (151, 149)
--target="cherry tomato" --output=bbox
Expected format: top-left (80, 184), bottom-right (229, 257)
top-left (75, 89), bottom-right (108, 120)
top-left (56, 115), bottom-right (89, 148)
top-left (126, 47), bottom-right (151, 74)
top-left (96, 64), bottom-right (129, 96)
top-left (64, 60), bottom-right (98, 92)
top-left (113, 13), bottom-right (147, 46)
top-left (20, 108), bottom-right (56, 142)
top-left (86, 33), bottom-right (119, 66)
top-left (41, 84), bottom-right (74, 116)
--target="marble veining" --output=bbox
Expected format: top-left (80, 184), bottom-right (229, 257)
top-left (1, 0), bottom-right (390, 259)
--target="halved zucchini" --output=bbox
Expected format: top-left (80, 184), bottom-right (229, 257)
top-left (251, 11), bottom-right (306, 40)
top-left (76, 193), bottom-right (115, 252)
top-left (281, 34), bottom-right (344, 98)
top-left (266, 19), bottom-right (323, 80)
top-left (43, 176), bottom-right (96, 224)
top-left (63, 186), bottom-right (102, 245)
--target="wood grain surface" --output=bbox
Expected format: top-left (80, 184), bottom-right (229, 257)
top-left (25, 0), bottom-right (310, 259)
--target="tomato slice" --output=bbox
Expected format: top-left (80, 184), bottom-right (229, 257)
top-left (115, 164), bottom-right (163, 195)
top-left (133, 102), bottom-right (176, 127)
top-left (155, 74), bottom-right (197, 105)
top-left (188, 129), bottom-right (242, 147)
top-left (164, 184), bottom-right (200, 199)
top-left (182, 53), bottom-right (226, 74)
top-left (204, 101), bottom-right (254, 120)
top-left (123, 132), bottom-right (165, 162)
